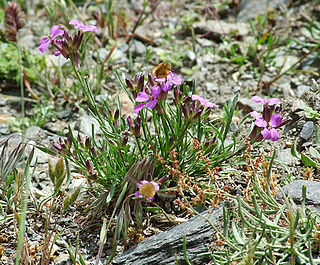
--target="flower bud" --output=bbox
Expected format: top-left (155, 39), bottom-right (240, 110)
top-left (85, 159), bottom-right (93, 172)
top-left (137, 74), bottom-right (144, 92)
top-left (113, 109), bottom-right (120, 123)
top-left (121, 136), bottom-right (128, 146)
top-left (78, 133), bottom-right (83, 145)
top-left (192, 106), bottom-right (204, 121)
top-left (148, 73), bottom-right (156, 87)
top-left (85, 136), bottom-right (91, 149)
top-left (182, 103), bottom-right (189, 120)
top-left (52, 142), bottom-right (62, 151)
top-left (155, 104), bottom-right (164, 115)
top-left (66, 133), bottom-right (72, 147)
top-left (125, 77), bottom-right (134, 90)
top-left (173, 86), bottom-right (181, 105)
top-left (91, 146), bottom-right (98, 157)
top-left (127, 116), bottom-right (134, 131)
top-left (134, 116), bottom-right (141, 137)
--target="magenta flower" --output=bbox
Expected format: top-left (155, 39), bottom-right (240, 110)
top-left (133, 86), bottom-right (161, 113)
top-left (250, 111), bottom-right (283, 141)
top-left (155, 72), bottom-right (182, 92)
top-left (251, 96), bottom-right (281, 105)
top-left (134, 180), bottom-right (160, 201)
top-left (69, 19), bottom-right (98, 33)
top-left (191, 95), bottom-right (218, 108)
top-left (39, 25), bottom-right (64, 53)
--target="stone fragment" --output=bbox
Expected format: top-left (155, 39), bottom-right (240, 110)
top-left (237, 0), bottom-right (289, 22)
top-left (300, 121), bottom-right (314, 141)
top-left (113, 208), bottom-right (223, 265)
top-left (280, 180), bottom-right (320, 206)
top-left (193, 20), bottom-right (249, 42)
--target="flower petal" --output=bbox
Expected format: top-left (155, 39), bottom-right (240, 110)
top-left (150, 181), bottom-right (160, 191)
top-left (135, 92), bottom-right (149, 102)
top-left (255, 118), bottom-right (267, 128)
top-left (146, 99), bottom-right (158, 109)
top-left (39, 37), bottom-right (50, 53)
top-left (251, 95), bottom-right (263, 103)
top-left (269, 113), bottom-right (283, 128)
top-left (137, 180), bottom-right (149, 188)
top-left (133, 103), bottom-right (146, 114)
top-left (161, 82), bottom-right (172, 92)
top-left (250, 111), bottom-right (262, 119)
top-left (69, 19), bottom-right (80, 28)
top-left (50, 25), bottom-right (64, 40)
top-left (171, 73), bottom-right (182, 85)
top-left (151, 85), bottom-right (161, 98)
top-left (269, 128), bottom-right (280, 141)
top-left (266, 98), bottom-right (281, 105)
top-left (261, 128), bottom-right (271, 140)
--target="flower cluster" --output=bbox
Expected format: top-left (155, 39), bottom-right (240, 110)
top-left (39, 20), bottom-right (98, 68)
top-left (125, 66), bottom-right (217, 119)
top-left (249, 96), bottom-right (289, 141)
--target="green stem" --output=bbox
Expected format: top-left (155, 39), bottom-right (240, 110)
top-left (16, 40), bottom-right (24, 122)
top-left (135, 136), bottom-right (143, 158)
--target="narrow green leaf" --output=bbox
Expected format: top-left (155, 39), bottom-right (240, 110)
top-left (232, 220), bottom-right (245, 245)
top-left (301, 153), bottom-right (319, 168)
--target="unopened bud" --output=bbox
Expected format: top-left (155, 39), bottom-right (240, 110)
top-left (134, 116), bottom-right (141, 137)
top-left (148, 73), bottom-right (156, 87)
top-left (127, 116), bottom-right (134, 131)
top-left (125, 77), bottom-right (134, 90)
top-left (155, 104), bottom-right (164, 115)
top-left (121, 136), bottom-right (128, 146)
top-left (85, 136), bottom-right (91, 149)
top-left (137, 74), bottom-right (144, 92)
top-left (52, 142), bottom-right (62, 151)
top-left (91, 146), bottom-right (98, 157)
top-left (182, 103), bottom-right (189, 120)
top-left (113, 109), bottom-right (120, 123)
top-left (85, 159), bottom-right (93, 172)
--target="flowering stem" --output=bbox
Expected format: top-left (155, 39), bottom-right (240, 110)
top-left (172, 121), bottom-right (191, 152)
top-left (135, 136), bottom-right (144, 158)
top-left (16, 40), bottom-right (24, 122)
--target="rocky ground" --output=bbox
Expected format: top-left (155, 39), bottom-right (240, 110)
top-left (0, 0), bottom-right (320, 264)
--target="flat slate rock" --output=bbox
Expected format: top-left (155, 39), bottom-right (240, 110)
top-left (280, 180), bottom-right (320, 205)
top-left (237, 0), bottom-right (289, 22)
top-left (113, 207), bottom-right (223, 265)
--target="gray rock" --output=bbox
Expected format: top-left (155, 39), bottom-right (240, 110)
top-left (57, 109), bottom-right (73, 120)
top-left (77, 112), bottom-right (102, 137)
top-left (194, 20), bottom-right (249, 42)
top-left (206, 82), bottom-right (218, 92)
top-left (237, 97), bottom-right (263, 114)
top-left (113, 207), bottom-right (223, 265)
top-left (300, 121), bottom-right (314, 141)
top-left (237, 0), bottom-right (289, 22)
top-left (296, 85), bottom-right (311, 98)
top-left (281, 180), bottom-right (320, 205)
top-left (276, 148), bottom-right (299, 165)
top-left (186, 50), bottom-right (196, 61)
top-left (128, 40), bottom-right (147, 57)
top-left (25, 126), bottom-right (41, 139)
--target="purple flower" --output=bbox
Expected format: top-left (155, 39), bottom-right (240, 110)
top-left (134, 180), bottom-right (160, 201)
top-left (191, 95), bottom-right (218, 108)
top-left (133, 86), bottom-right (161, 113)
top-left (39, 25), bottom-right (64, 53)
top-left (155, 72), bottom-right (182, 92)
top-left (251, 96), bottom-right (281, 105)
top-left (69, 19), bottom-right (98, 33)
top-left (250, 111), bottom-right (283, 141)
